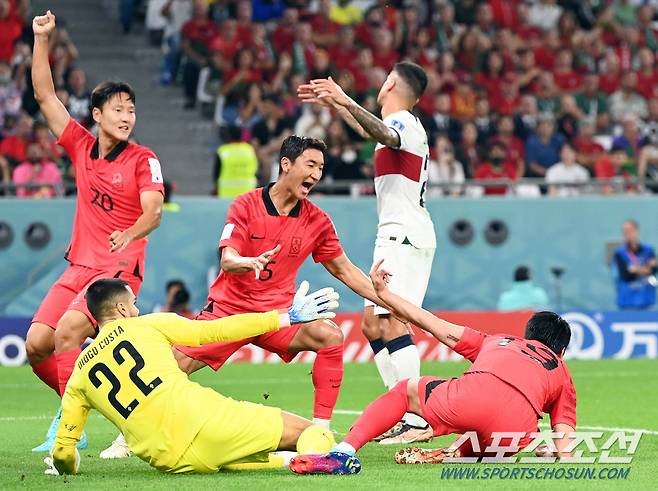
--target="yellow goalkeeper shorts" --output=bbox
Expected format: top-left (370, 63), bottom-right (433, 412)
top-left (169, 392), bottom-right (283, 473)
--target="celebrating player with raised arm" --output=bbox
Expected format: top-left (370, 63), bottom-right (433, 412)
top-left (26, 10), bottom-right (164, 452)
top-left (299, 62), bottom-right (436, 443)
top-left (290, 260), bottom-right (576, 475)
top-left (44, 278), bottom-right (343, 475)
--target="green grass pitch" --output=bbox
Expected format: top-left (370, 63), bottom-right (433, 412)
top-left (1, 359), bottom-right (657, 490)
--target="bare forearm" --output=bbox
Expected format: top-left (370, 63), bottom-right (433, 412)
top-left (220, 248), bottom-right (252, 273)
top-left (335, 105), bottom-right (371, 140)
top-left (378, 289), bottom-right (464, 348)
top-left (32, 35), bottom-right (56, 103)
top-left (126, 211), bottom-right (161, 241)
top-left (553, 424), bottom-right (575, 458)
top-left (335, 266), bottom-right (388, 308)
top-left (343, 100), bottom-right (399, 147)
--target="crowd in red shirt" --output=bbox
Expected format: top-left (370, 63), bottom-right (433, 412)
top-left (151, 0), bottom-right (658, 195)
top-left (0, 0), bottom-right (90, 197)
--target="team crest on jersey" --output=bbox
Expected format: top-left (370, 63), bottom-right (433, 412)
top-left (111, 172), bottom-right (124, 191)
top-left (289, 236), bottom-right (302, 256)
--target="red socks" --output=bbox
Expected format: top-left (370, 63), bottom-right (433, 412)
top-left (56, 348), bottom-right (81, 396)
top-left (312, 344), bottom-right (344, 420)
top-left (345, 380), bottom-right (409, 451)
top-left (31, 355), bottom-right (60, 395)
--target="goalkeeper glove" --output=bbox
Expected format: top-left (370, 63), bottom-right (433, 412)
top-left (288, 281), bottom-right (339, 323)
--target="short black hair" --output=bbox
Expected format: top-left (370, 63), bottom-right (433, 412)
top-left (172, 287), bottom-right (190, 308)
top-left (166, 279), bottom-right (185, 292)
top-left (394, 61), bottom-right (428, 99)
top-left (85, 278), bottom-right (131, 322)
top-left (278, 135), bottom-right (327, 173)
top-left (624, 219), bottom-right (639, 229)
top-left (91, 81), bottom-right (136, 110)
top-left (514, 265), bottom-right (530, 282)
top-left (524, 311), bottom-right (571, 355)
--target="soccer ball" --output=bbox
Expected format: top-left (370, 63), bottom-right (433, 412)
top-left (296, 425), bottom-right (336, 455)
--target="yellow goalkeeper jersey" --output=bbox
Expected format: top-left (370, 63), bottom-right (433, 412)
top-left (53, 310), bottom-right (283, 473)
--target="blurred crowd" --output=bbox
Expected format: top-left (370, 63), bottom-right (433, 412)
top-left (7, 1), bottom-right (658, 198)
top-left (141, 0), bottom-right (658, 196)
top-left (0, 0), bottom-right (89, 198)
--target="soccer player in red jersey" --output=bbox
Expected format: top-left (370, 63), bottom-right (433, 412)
top-left (26, 10), bottom-right (164, 451)
top-left (174, 136), bottom-right (386, 430)
top-left (290, 260), bottom-right (576, 474)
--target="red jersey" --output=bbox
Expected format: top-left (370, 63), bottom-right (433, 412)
top-left (57, 119), bottom-right (164, 275)
top-left (208, 185), bottom-right (343, 314)
top-left (454, 327), bottom-right (577, 428)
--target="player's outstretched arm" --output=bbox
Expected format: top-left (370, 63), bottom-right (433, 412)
top-left (306, 77), bottom-right (400, 148)
top-left (32, 10), bottom-right (71, 138)
top-left (370, 260), bottom-right (465, 349)
top-left (49, 385), bottom-right (89, 475)
top-left (552, 423), bottom-right (575, 458)
top-left (322, 253), bottom-right (393, 310)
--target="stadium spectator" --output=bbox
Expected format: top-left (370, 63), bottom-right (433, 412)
top-left (180, 0), bottom-right (219, 109)
top-left (272, 7), bottom-right (299, 54)
top-left (472, 95), bottom-right (494, 144)
top-left (556, 95), bottom-right (585, 142)
top-left (514, 94), bottom-right (539, 141)
top-left (553, 48), bottom-right (582, 94)
top-left (611, 114), bottom-right (644, 175)
top-left (609, 72), bottom-right (648, 123)
top-left (213, 124), bottom-right (258, 198)
top-left (66, 68), bottom-right (92, 128)
top-left (251, 93), bottom-right (293, 183)
top-left (159, 0), bottom-right (192, 85)
top-left (612, 220), bottom-right (657, 310)
top-left (475, 142), bottom-right (517, 195)
top-left (12, 142), bottom-right (63, 198)
top-left (220, 48), bottom-right (262, 125)
top-left (595, 143), bottom-right (630, 194)
top-left (489, 115), bottom-right (524, 177)
top-left (330, 0), bottom-right (362, 26)
top-left (575, 73), bottom-right (610, 132)
top-left (424, 92), bottom-right (461, 144)
top-left (572, 119), bottom-right (604, 172)
top-left (545, 142), bottom-right (590, 197)
top-left (525, 114), bottom-right (564, 177)
top-left (0, 112), bottom-right (32, 165)
top-left (497, 265), bottom-right (549, 311)
top-left (294, 103), bottom-right (330, 141)
top-left (454, 121), bottom-right (481, 178)
top-left (534, 72), bottom-right (561, 114)
top-left (527, 0), bottom-right (563, 32)
top-left (0, 0), bottom-right (22, 63)
top-left (428, 135), bottom-right (464, 197)
top-left (0, 60), bottom-right (22, 122)
top-left (168, 285), bottom-right (195, 319)
top-left (153, 278), bottom-right (185, 313)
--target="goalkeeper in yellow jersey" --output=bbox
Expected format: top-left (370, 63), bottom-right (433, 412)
top-left (45, 277), bottom-right (341, 475)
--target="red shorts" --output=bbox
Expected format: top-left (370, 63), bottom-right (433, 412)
top-left (176, 302), bottom-right (302, 370)
top-left (418, 372), bottom-right (539, 456)
top-left (32, 263), bottom-right (143, 329)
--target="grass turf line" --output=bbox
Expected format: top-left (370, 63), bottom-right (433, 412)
top-left (0, 359), bottom-right (656, 490)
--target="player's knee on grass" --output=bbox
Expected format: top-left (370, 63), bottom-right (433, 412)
top-left (54, 311), bottom-right (94, 353)
top-left (25, 323), bottom-right (55, 365)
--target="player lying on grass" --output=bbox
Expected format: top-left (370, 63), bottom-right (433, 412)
top-left (45, 278), bottom-right (341, 475)
top-left (289, 260), bottom-right (576, 474)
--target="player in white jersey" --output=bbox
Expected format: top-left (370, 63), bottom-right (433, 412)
top-left (298, 62), bottom-right (435, 444)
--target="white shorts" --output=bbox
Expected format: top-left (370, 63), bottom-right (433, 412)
top-left (364, 237), bottom-right (435, 315)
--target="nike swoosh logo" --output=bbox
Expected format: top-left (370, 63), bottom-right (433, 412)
top-left (250, 234), bottom-right (265, 240)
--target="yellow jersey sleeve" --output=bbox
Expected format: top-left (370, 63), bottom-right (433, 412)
top-left (141, 310), bottom-right (284, 346)
top-left (53, 370), bottom-right (91, 475)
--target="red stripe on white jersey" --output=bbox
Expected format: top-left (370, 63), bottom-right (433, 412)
top-left (374, 147), bottom-right (424, 182)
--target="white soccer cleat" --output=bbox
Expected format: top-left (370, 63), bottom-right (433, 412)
top-left (99, 433), bottom-right (132, 459)
top-left (379, 424), bottom-right (433, 445)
